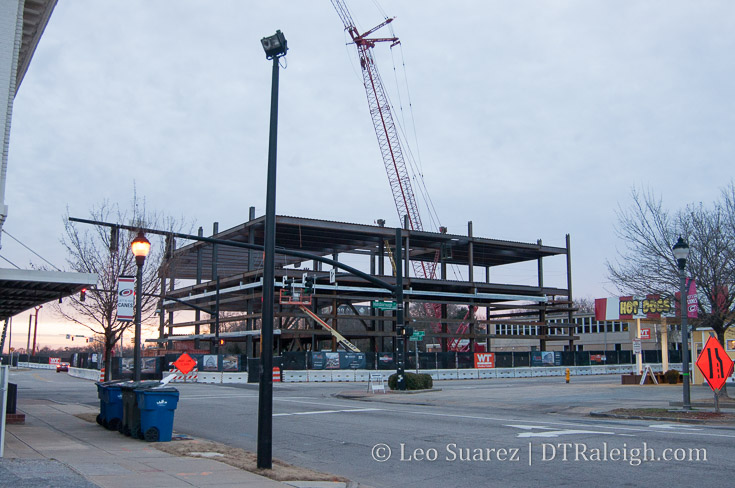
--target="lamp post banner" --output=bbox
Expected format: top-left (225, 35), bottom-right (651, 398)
top-left (117, 276), bottom-right (135, 322)
top-left (674, 278), bottom-right (698, 318)
top-left (687, 278), bottom-right (698, 319)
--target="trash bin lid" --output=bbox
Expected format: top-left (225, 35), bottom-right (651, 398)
top-left (148, 387), bottom-right (179, 393)
top-left (121, 380), bottom-right (161, 391)
top-left (96, 379), bottom-right (127, 386)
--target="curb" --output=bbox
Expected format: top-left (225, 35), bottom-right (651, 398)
top-left (334, 388), bottom-right (442, 400)
top-left (590, 411), bottom-right (715, 424)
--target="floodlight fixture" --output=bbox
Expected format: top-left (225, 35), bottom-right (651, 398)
top-left (261, 30), bottom-right (288, 59)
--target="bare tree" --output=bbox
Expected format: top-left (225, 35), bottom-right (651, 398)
top-left (574, 297), bottom-right (596, 314)
top-left (55, 194), bottom-right (183, 381)
top-left (607, 187), bottom-right (735, 395)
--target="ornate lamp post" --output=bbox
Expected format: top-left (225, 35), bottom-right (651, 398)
top-left (131, 230), bottom-right (151, 382)
top-left (672, 236), bottom-right (691, 410)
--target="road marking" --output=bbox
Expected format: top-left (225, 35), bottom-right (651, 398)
top-left (273, 408), bottom-right (381, 417)
top-left (648, 423), bottom-right (703, 431)
top-left (506, 424), bottom-right (616, 438)
top-left (182, 394), bottom-right (259, 400)
top-left (506, 424), bottom-right (554, 431)
top-left (382, 407), bottom-right (735, 439)
top-left (520, 430), bottom-right (615, 438)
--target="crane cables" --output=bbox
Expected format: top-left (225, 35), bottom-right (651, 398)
top-left (386, 42), bottom-right (465, 282)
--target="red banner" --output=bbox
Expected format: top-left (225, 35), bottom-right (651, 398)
top-left (474, 353), bottom-right (495, 369)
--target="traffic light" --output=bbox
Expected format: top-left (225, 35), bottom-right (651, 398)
top-left (304, 275), bottom-right (315, 295)
top-left (80, 288), bottom-right (87, 301)
top-left (397, 326), bottom-right (414, 337)
top-left (283, 278), bottom-right (293, 296)
top-left (219, 339), bottom-right (225, 346)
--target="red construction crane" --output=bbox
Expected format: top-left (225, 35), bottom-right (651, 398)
top-left (331, 0), bottom-right (437, 282)
top-left (331, 1), bottom-right (478, 350)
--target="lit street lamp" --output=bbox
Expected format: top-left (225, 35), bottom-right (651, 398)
top-left (257, 29), bottom-right (288, 470)
top-left (131, 230), bottom-right (151, 382)
top-left (672, 236), bottom-right (691, 410)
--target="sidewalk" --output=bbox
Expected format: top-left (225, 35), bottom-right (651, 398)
top-left (1, 398), bottom-right (349, 488)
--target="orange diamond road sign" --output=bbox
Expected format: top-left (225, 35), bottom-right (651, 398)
top-left (173, 353), bottom-right (197, 375)
top-left (695, 337), bottom-right (734, 391)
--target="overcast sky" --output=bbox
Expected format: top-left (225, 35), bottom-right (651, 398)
top-left (3, 1), bottom-right (734, 347)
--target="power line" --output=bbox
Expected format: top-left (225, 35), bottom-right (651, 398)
top-left (0, 254), bottom-right (20, 269)
top-left (1, 229), bottom-right (62, 271)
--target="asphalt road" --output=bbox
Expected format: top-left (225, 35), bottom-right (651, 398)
top-left (11, 370), bottom-right (735, 488)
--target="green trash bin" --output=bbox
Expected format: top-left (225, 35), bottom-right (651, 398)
top-left (120, 381), bottom-right (160, 439)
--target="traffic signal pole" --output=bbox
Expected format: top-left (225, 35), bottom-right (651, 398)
top-left (394, 228), bottom-right (406, 391)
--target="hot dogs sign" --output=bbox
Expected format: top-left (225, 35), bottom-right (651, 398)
top-left (595, 279), bottom-right (697, 321)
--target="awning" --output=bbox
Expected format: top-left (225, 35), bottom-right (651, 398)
top-left (0, 268), bottom-right (97, 320)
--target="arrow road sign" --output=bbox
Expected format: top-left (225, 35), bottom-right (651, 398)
top-left (696, 337), bottom-right (735, 391)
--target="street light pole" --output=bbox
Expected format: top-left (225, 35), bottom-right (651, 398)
top-left (31, 306), bottom-right (41, 357)
top-left (672, 237), bottom-right (691, 410)
top-left (258, 29), bottom-right (288, 470)
top-left (131, 230), bottom-right (151, 382)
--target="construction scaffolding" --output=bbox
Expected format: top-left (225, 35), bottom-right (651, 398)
top-left (154, 211), bottom-right (578, 356)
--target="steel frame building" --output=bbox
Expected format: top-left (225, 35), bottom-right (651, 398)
top-left (155, 211), bottom-right (578, 355)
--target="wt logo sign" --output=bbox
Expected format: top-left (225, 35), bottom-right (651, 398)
top-left (474, 353), bottom-right (495, 369)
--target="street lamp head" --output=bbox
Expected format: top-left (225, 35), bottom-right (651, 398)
top-left (672, 236), bottom-right (689, 270)
top-left (261, 30), bottom-right (288, 59)
top-left (131, 230), bottom-right (151, 267)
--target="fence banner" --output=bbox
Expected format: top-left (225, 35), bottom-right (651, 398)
top-left (530, 351), bottom-right (562, 366)
top-left (474, 352), bottom-right (495, 368)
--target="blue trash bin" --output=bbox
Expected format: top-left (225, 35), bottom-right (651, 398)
top-left (96, 380), bottom-right (126, 430)
top-left (135, 387), bottom-right (179, 442)
top-left (102, 384), bottom-right (124, 431)
top-left (95, 382), bottom-right (107, 428)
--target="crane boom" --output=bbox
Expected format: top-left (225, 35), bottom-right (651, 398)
top-left (331, 1), bottom-right (477, 350)
top-left (331, 0), bottom-right (436, 281)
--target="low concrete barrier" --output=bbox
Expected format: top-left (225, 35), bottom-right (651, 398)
top-left (514, 367), bottom-right (533, 378)
top-left (478, 369), bottom-right (496, 379)
top-left (307, 371), bottom-right (332, 382)
top-left (332, 371), bottom-right (354, 382)
top-left (457, 369), bottom-right (478, 380)
top-left (31, 361), bottom-right (677, 385)
top-left (68, 367), bottom-right (101, 381)
top-left (283, 370), bottom-right (308, 383)
top-left (222, 372), bottom-right (248, 383)
top-left (436, 369), bottom-right (458, 380)
top-left (18, 362), bottom-right (55, 370)
top-left (496, 368), bottom-right (514, 378)
top-left (198, 372), bottom-right (222, 384)
top-left (353, 370), bottom-right (371, 382)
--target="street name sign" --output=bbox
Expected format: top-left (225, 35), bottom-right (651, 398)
top-left (409, 330), bottom-right (425, 341)
top-left (372, 300), bottom-right (397, 311)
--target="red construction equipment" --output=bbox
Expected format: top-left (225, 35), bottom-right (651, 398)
top-left (332, 1), bottom-right (470, 349)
